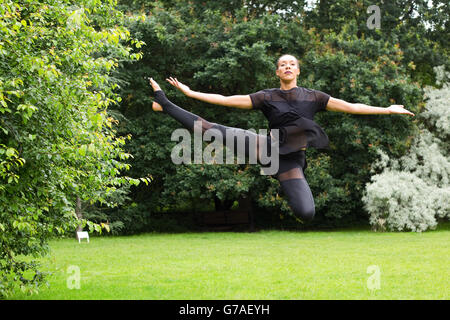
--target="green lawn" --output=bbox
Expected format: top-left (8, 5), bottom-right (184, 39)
top-left (11, 223), bottom-right (450, 300)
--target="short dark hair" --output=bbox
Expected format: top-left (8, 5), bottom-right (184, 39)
top-left (276, 54), bottom-right (299, 69)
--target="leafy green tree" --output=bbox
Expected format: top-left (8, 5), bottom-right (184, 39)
top-left (304, 0), bottom-right (449, 86)
top-left (119, 0), bottom-right (449, 88)
top-left (0, 0), bottom-right (146, 297)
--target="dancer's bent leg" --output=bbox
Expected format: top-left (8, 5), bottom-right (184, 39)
top-left (277, 156), bottom-right (315, 221)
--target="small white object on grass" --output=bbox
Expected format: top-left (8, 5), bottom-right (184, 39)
top-left (77, 231), bottom-right (89, 243)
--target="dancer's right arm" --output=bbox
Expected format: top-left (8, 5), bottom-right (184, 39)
top-left (166, 77), bottom-right (253, 110)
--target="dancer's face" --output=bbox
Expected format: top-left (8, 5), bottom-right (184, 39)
top-left (276, 55), bottom-right (300, 82)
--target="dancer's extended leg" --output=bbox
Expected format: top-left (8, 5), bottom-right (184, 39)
top-left (153, 89), bottom-right (268, 160)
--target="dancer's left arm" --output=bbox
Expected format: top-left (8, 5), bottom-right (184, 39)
top-left (326, 97), bottom-right (415, 116)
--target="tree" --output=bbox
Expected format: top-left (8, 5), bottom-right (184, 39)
top-left (0, 0), bottom-right (146, 297)
top-left (304, 0), bottom-right (449, 86)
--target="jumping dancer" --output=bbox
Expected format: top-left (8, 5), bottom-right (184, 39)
top-left (149, 54), bottom-right (414, 221)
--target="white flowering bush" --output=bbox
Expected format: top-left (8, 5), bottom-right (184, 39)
top-left (363, 71), bottom-right (450, 232)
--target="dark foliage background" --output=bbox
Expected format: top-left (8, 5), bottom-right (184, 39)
top-left (95, 0), bottom-right (448, 233)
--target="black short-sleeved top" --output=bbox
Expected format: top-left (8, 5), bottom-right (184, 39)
top-left (249, 87), bottom-right (330, 153)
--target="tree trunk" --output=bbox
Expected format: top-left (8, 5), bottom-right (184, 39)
top-left (238, 196), bottom-right (255, 232)
top-left (75, 196), bottom-right (83, 233)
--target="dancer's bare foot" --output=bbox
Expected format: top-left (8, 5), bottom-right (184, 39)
top-left (149, 77), bottom-right (161, 91)
top-left (149, 77), bottom-right (163, 112)
top-left (152, 101), bottom-right (163, 112)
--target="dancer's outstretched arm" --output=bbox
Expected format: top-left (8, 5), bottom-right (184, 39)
top-left (326, 97), bottom-right (415, 116)
top-left (166, 77), bottom-right (253, 110)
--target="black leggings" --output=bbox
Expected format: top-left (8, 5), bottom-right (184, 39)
top-left (154, 90), bottom-right (315, 221)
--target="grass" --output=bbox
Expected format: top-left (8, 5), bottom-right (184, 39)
top-left (10, 223), bottom-right (450, 300)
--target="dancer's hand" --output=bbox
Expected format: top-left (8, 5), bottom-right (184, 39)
top-left (387, 105), bottom-right (415, 116)
top-left (166, 77), bottom-right (191, 96)
top-left (148, 77), bottom-right (163, 111)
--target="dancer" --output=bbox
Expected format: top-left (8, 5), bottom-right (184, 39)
top-left (149, 54), bottom-right (414, 221)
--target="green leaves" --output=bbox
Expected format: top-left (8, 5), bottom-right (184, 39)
top-left (5, 148), bottom-right (16, 158)
top-left (16, 104), bottom-right (37, 123)
top-left (67, 8), bottom-right (85, 29)
top-left (0, 0), bottom-right (144, 298)
top-left (79, 144), bottom-right (87, 156)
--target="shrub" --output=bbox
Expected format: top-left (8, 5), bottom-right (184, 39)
top-left (363, 74), bottom-right (450, 232)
